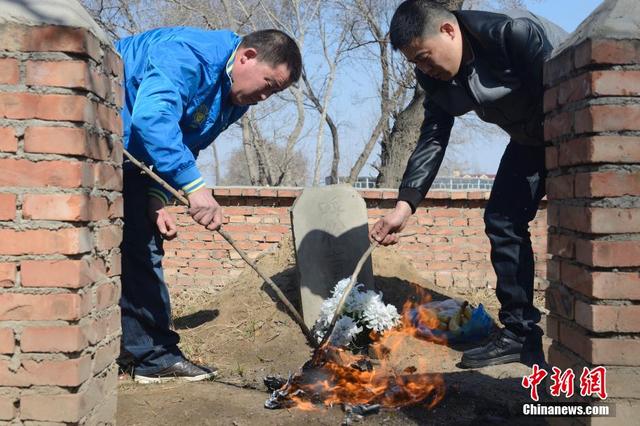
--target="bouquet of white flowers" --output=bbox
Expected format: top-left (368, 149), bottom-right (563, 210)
top-left (313, 278), bottom-right (401, 348)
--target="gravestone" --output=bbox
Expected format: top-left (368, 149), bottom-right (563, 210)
top-left (291, 184), bottom-right (374, 328)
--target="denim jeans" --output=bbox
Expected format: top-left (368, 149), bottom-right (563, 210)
top-left (484, 142), bottom-right (547, 337)
top-left (120, 168), bottom-right (184, 374)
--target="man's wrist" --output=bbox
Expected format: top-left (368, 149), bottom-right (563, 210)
top-left (395, 200), bottom-right (413, 218)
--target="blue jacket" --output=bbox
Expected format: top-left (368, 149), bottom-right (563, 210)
top-left (116, 27), bottom-right (249, 203)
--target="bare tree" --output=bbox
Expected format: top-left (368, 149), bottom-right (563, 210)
top-left (222, 141), bottom-right (309, 186)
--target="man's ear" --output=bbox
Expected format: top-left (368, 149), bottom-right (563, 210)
top-left (440, 21), bottom-right (457, 40)
top-left (239, 47), bottom-right (258, 63)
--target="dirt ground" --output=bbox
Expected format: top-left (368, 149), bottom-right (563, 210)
top-left (117, 237), bottom-right (550, 425)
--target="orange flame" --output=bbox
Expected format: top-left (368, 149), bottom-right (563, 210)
top-left (286, 288), bottom-right (449, 412)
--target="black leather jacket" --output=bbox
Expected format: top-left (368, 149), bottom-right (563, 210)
top-left (398, 10), bottom-right (567, 212)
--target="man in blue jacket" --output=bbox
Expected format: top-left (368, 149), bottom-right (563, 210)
top-left (116, 28), bottom-right (301, 383)
top-left (371, 0), bottom-right (566, 369)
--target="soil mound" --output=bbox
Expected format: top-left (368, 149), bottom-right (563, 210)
top-left (175, 237), bottom-right (438, 388)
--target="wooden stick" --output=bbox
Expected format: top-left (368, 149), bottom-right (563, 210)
top-left (314, 232), bottom-right (417, 355)
top-left (122, 149), bottom-right (316, 346)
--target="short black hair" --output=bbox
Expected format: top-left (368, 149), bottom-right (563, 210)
top-left (389, 0), bottom-right (456, 50)
top-left (240, 29), bottom-right (302, 83)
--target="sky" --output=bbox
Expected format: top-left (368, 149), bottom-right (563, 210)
top-left (199, 0), bottom-right (605, 185)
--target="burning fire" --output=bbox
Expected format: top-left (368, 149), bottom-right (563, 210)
top-left (268, 289), bottom-right (449, 412)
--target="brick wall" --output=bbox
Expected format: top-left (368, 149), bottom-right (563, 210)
top-left (543, 0), bottom-right (640, 421)
top-left (164, 188), bottom-right (548, 292)
top-left (0, 18), bottom-right (123, 424)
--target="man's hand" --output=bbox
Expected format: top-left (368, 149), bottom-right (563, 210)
top-left (148, 197), bottom-right (177, 240)
top-left (187, 186), bottom-right (223, 230)
top-left (369, 201), bottom-right (413, 246)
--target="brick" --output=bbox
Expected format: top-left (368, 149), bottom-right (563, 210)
top-left (544, 111), bottom-right (572, 141)
top-left (93, 163), bottom-right (122, 190)
top-left (559, 136), bottom-right (640, 166)
top-left (0, 127), bottom-right (17, 152)
top-left (575, 39), bottom-right (640, 68)
top-left (109, 195), bottom-right (123, 219)
top-left (26, 60), bottom-right (111, 100)
top-left (0, 57), bottom-right (19, 84)
top-left (0, 193), bottom-right (16, 221)
top-left (21, 325), bottom-right (91, 353)
top-left (558, 321), bottom-right (640, 365)
top-left (546, 174), bottom-right (574, 199)
top-left (0, 24), bottom-right (103, 62)
top-left (106, 250), bottom-right (121, 277)
top-left (575, 300), bottom-right (640, 333)
top-left (21, 391), bottom-right (90, 422)
top-left (548, 233), bottom-right (574, 259)
top-left (559, 206), bottom-right (640, 234)
top-left (545, 146), bottom-right (559, 169)
top-left (0, 356), bottom-right (91, 387)
top-left (0, 228), bottom-right (92, 255)
top-left (545, 284), bottom-right (574, 320)
top-left (24, 127), bottom-right (113, 160)
top-left (95, 282), bottom-right (120, 310)
top-left (574, 171), bottom-right (640, 198)
top-left (561, 261), bottom-right (640, 300)
top-left (96, 225), bottom-right (123, 251)
top-left (556, 73), bottom-right (591, 106)
top-left (0, 293), bottom-right (89, 321)
top-left (575, 105), bottom-right (640, 134)
top-left (96, 103), bottom-right (122, 134)
top-left (0, 92), bottom-right (95, 121)
top-left (543, 85), bottom-right (558, 113)
top-left (21, 257), bottom-right (106, 288)
top-left (0, 158), bottom-right (92, 188)
top-left (0, 262), bottom-right (16, 288)
top-left (104, 49), bottom-right (124, 78)
top-left (23, 194), bottom-right (109, 221)
top-left (93, 338), bottom-right (119, 374)
top-left (591, 70), bottom-right (640, 96)
top-left (605, 367), bottom-right (640, 399)
top-left (543, 48), bottom-right (574, 87)
top-left (89, 308), bottom-right (121, 344)
top-left (0, 396), bottom-right (16, 421)
top-left (576, 239), bottom-right (640, 267)
top-left (0, 328), bottom-right (14, 354)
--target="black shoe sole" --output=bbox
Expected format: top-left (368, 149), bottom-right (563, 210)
top-left (460, 353), bottom-right (521, 368)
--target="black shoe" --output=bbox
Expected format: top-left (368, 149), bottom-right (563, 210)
top-left (460, 328), bottom-right (525, 368)
top-left (134, 360), bottom-right (218, 384)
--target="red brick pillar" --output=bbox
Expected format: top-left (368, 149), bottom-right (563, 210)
top-left (543, 0), bottom-right (640, 421)
top-left (0, 3), bottom-right (123, 424)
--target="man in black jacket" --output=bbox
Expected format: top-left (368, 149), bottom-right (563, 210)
top-left (370, 0), bottom-right (566, 368)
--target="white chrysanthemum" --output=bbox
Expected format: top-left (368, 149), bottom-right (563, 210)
top-left (312, 278), bottom-right (401, 345)
top-left (361, 298), bottom-right (401, 332)
top-left (329, 316), bottom-right (363, 347)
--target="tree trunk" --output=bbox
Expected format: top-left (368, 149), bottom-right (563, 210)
top-left (376, 84), bottom-right (425, 188)
top-left (376, 0), bottom-right (464, 187)
top-left (241, 116), bottom-right (260, 185)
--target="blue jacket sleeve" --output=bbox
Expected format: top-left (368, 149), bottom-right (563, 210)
top-left (129, 40), bottom-right (206, 193)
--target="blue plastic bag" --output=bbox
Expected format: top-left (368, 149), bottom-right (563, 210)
top-left (409, 302), bottom-right (494, 344)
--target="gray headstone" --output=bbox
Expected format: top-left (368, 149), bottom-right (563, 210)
top-left (291, 184), bottom-right (374, 328)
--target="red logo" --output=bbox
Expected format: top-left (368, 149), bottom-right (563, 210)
top-left (549, 366), bottom-right (575, 398)
top-left (521, 364), bottom-right (548, 401)
top-left (579, 366), bottom-right (608, 400)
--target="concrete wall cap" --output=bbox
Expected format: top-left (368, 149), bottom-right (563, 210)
top-left (0, 0), bottom-right (110, 45)
top-left (552, 0), bottom-right (640, 58)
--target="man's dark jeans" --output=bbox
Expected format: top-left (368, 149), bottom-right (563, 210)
top-left (120, 169), bottom-right (184, 374)
top-left (484, 142), bottom-right (547, 337)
